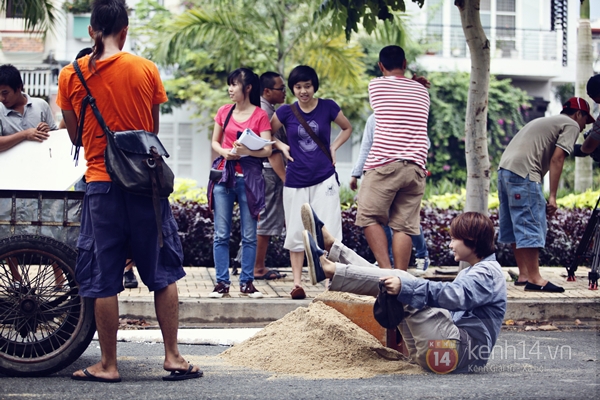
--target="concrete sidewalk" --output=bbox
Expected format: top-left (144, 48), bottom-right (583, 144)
top-left (117, 265), bottom-right (600, 326)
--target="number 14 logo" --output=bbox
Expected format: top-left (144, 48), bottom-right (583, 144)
top-left (426, 340), bottom-right (459, 374)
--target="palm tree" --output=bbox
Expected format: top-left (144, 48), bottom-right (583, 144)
top-left (141, 0), bottom-right (367, 104)
top-left (1, 0), bottom-right (57, 34)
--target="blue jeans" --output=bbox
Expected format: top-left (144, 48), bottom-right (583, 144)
top-left (213, 177), bottom-right (257, 285)
top-left (412, 226), bottom-right (428, 258)
top-left (497, 169), bottom-right (547, 248)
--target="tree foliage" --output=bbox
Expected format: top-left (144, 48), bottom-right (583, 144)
top-left (318, 0), bottom-right (424, 39)
top-left (132, 0), bottom-right (372, 120)
top-left (425, 71), bottom-right (530, 184)
top-left (0, 0), bottom-right (58, 34)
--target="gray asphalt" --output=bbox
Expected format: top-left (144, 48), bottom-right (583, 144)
top-left (1, 329), bottom-right (598, 400)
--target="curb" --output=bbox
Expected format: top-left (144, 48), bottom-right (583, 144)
top-left (119, 297), bottom-right (600, 327)
top-left (119, 298), bottom-right (312, 326)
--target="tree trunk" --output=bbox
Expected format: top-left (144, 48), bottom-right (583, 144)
top-left (455, 0), bottom-right (491, 270)
top-left (456, 0), bottom-right (491, 213)
top-left (574, 0), bottom-right (594, 192)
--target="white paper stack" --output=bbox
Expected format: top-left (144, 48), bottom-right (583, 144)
top-left (231, 128), bottom-right (275, 156)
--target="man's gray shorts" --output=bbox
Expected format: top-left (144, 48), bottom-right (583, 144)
top-left (257, 168), bottom-right (285, 236)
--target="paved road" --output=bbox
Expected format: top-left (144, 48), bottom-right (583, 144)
top-left (1, 329), bottom-right (598, 399)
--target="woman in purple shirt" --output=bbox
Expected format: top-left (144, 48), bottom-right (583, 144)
top-left (271, 65), bottom-right (352, 299)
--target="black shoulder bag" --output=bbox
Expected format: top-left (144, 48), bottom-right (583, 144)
top-left (209, 105), bottom-right (235, 182)
top-left (72, 60), bottom-right (174, 247)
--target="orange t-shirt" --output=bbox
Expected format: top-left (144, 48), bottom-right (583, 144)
top-left (56, 52), bottom-right (168, 182)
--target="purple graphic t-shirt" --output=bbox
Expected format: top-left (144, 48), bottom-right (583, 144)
top-left (276, 98), bottom-right (341, 188)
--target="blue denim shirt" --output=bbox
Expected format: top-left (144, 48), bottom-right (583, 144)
top-left (398, 254), bottom-right (507, 358)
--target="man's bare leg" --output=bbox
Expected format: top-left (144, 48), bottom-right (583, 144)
top-left (319, 255), bottom-right (336, 278)
top-left (364, 224), bottom-right (392, 269)
top-left (254, 234), bottom-right (271, 276)
top-left (52, 263), bottom-right (66, 288)
top-left (392, 231), bottom-right (412, 271)
top-left (155, 282), bottom-right (200, 373)
top-left (321, 226), bottom-right (335, 253)
top-left (511, 244), bottom-right (529, 283)
top-left (72, 296), bottom-right (120, 380)
top-left (513, 247), bottom-right (546, 286)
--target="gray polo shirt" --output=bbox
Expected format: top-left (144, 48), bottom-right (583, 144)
top-left (0, 93), bottom-right (57, 136)
top-left (498, 114), bottom-right (580, 183)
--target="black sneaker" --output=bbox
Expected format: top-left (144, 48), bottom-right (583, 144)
top-left (123, 269), bottom-right (139, 289)
top-left (302, 230), bottom-right (326, 285)
top-left (240, 281), bottom-right (263, 298)
top-left (301, 203), bottom-right (325, 250)
top-left (208, 282), bottom-right (230, 298)
top-left (524, 281), bottom-right (565, 293)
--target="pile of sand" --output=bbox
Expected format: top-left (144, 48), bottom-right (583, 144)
top-left (313, 290), bottom-right (375, 303)
top-left (221, 301), bottom-right (423, 379)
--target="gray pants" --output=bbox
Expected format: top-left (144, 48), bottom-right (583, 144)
top-left (327, 240), bottom-right (462, 371)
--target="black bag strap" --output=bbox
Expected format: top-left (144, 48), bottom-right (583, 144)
top-left (72, 60), bottom-right (113, 165)
top-left (72, 60), bottom-right (166, 247)
top-left (290, 103), bottom-right (333, 164)
top-left (222, 104), bottom-right (235, 133)
top-left (215, 104), bottom-right (236, 165)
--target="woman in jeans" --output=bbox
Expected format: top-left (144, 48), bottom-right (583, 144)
top-left (209, 68), bottom-right (272, 299)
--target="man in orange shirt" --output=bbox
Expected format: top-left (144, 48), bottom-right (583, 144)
top-left (57, 0), bottom-right (201, 383)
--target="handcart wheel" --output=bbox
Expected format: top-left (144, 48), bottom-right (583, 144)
top-left (0, 235), bottom-right (95, 376)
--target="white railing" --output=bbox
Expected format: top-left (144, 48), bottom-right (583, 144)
top-left (423, 26), bottom-right (560, 62)
top-left (19, 69), bottom-right (54, 98)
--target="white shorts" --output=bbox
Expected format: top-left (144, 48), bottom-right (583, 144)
top-left (283, 173), bottom-right (343, 252)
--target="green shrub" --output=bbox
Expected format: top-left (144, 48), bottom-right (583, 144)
top-left (170, 178), bottom-right (208, 203)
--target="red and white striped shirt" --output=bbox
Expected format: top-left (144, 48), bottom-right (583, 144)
top-left (365, 76), bottom-right (430, 171)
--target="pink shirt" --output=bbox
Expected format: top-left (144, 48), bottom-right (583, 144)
top-left (214, 103), bottom-right (271, 172)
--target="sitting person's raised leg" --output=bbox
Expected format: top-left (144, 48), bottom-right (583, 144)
top-left (303, 211), bottom-right (507, 373)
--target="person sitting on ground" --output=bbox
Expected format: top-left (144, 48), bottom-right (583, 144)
top-left (300, 204), bottom-right (506, 373)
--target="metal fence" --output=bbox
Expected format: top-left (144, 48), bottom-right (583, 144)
top-left (18, 68), bottom-right (56, 98)
top-left (422, 26), bottom-right (559, 62)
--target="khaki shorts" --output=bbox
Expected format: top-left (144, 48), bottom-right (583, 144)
top-left (355, 161), bottom-right (426, 235)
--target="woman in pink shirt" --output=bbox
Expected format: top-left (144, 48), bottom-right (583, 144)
top-left (208, 68), bottom-right (272, 299)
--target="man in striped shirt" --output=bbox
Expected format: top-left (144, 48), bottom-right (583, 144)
top-left (355, 45), bottom-right (430, 271)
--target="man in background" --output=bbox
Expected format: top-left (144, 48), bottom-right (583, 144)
top-left (0, 64), bottom-right (57, 152)
top-left (498, 97), bottom-right (593, 293)
top-left (355, 45), bottom-right (430, 271)
top-left (253, 71), bottom-right (288, 280)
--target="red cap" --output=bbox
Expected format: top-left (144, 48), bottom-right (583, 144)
top-left (563, 97), bottom-right (595, 125)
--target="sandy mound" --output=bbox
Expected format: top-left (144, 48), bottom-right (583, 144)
top-left (221, 302), bottom-right (423, 379)
top-left (313, 290), bottom-right (375, 303)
